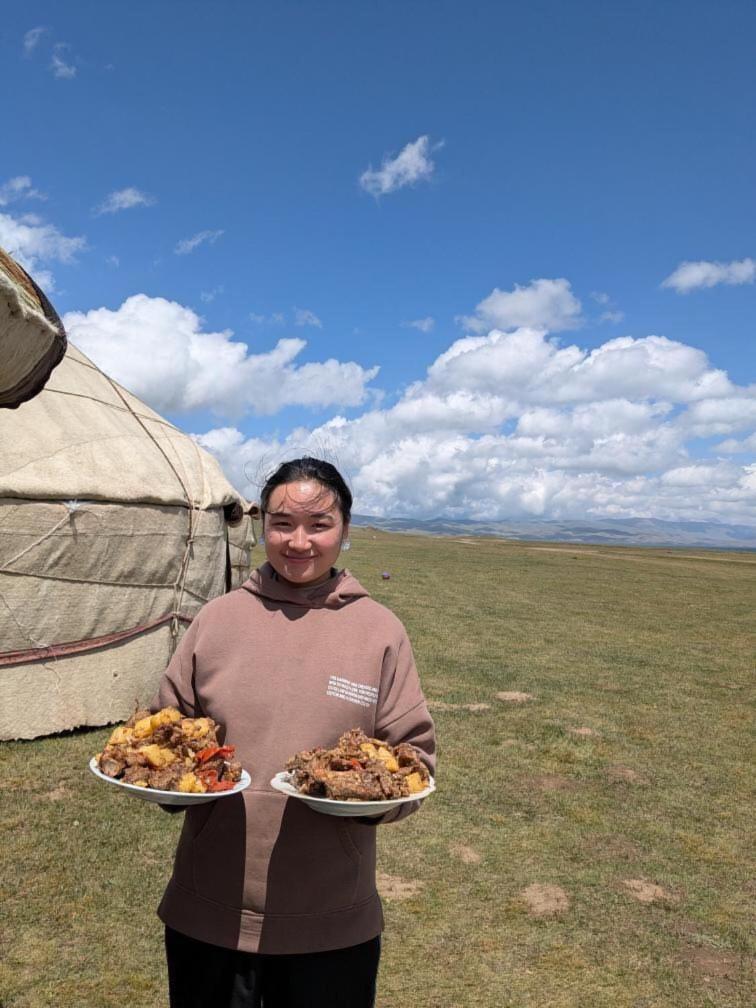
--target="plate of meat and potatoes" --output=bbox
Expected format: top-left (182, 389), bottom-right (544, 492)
top-left (271, 728), bottom-right (435, 817)
top-left (90, 707), bottom-right (250, 805)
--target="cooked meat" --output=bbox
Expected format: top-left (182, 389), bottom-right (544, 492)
top-left (225, 761), bottom-right (243, 781)
top-left (148, 765), bottom-right (184, 790)
top-left (99, 755), bottom-right (124, 778)
top-left (94, 708), bottom-right (243, 793)
top-left (122, 764), bottom-right (150, 786)
top-left (285, 730), bottom-right (428, 801)
top-left (318, 770), bottom-right (386, 801)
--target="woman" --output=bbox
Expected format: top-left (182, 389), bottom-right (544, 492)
top-left (153, 457), bottom-right (436, 1008)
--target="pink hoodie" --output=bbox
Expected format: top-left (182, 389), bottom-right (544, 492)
top-left (153, 563), bottom-right (436, 954)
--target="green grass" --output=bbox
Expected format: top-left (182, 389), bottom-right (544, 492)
top-left (1, 530), bottom-right (754, 1006)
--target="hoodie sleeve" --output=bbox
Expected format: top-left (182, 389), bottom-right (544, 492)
top-left (149, 616), bottom-right (202, 717)
top-left (355, 628), bottom-right (436, 827)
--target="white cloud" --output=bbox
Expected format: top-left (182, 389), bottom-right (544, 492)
top-left (50, 44), bottom-right (76, 79)
top-left (662, 257), bottom-right (756, 293)
top-left (359, 135), bottom-right (439, 197)
top-left (718, 432), bottom-right (756, 454)
top-left (459, 278), bottom-right (583, 333)
top-left (174, 229), bottom-right (224, 255)
top-left (62, 294), bottom-right (379, 418)
top-left (294, 308), bottom-right (322, 328)
top-left (23, 27), bottom-right (47, 55)
top-left (402, 317), bottom-right (435, 333)
top-left (0, 176), bottom-right (46, 206)
top-left (200, 285), bottom-right (224, 303)
top-left (600, 310), bottom-right (624, 324)
top-left (106, 255), bottom-right (120, 267)
top-left (94, 187), bottom-right (155, 215)
top-left (660, 463), bottom-right (741, 488)
top-left (0, 210), bottom-right (86, 290)
top-left (190, 288), bottom-right (755, 525)
top-left (678, 396), bottom-right (756, 438)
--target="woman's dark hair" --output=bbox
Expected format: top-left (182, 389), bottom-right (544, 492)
top-left (260, 457), bottom-right (352, 523)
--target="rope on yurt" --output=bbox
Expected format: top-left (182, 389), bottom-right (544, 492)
top-left (100, 374), bottom-right (200, 653)
top-left (0, 509), bottom-right (73, 569)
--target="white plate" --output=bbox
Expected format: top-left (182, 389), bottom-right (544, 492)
top-left (88, 757), bottom-right (251, 805)
top-left (270, 770), bottom-right (436, 817)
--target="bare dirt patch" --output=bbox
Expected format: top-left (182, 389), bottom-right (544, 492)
top-left (450, 843), bottom-right (482, 864)
top-left (37, 785), bottom-right (68, 802)
top-left (568, 726), bottom-right (599, 738)
top-left (376, 872), bottom-right (424, 901)
top-left (621, 879), bottom-right (679, 904)
top-left (676, 946), bottom-right (751, 990)
top-left (605, 765), bottom-right (649, 785)
top-left (496, 691), bottom-right (533, 703)
top-left (500, 738), bottom-right (518, 747)
top-left (519, 883), bottom-right (570, 917)
top-left (428, 701), bottom-right (491, 712)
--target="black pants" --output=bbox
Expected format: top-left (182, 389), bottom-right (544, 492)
top-left (165, 926), bottom-right (381, 1008)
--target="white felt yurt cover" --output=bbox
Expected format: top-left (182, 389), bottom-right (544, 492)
top-left (0, 342), bottom-right (256, 740)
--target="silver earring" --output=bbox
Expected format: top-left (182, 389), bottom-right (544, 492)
top-left (341, 540), bottom-right (351, 551)
top-left (258, 535), bottom-right (265, 545)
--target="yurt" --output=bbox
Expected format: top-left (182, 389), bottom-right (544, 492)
top-left (0, 248), bottom-right (67, 409)
top-left (0, 339), bottom-right (256, 740)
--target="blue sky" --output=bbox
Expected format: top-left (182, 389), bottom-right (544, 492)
top-left (2, 1), bottom-right (755, 523)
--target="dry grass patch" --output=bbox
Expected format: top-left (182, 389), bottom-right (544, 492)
top-left (519, 883), bottom-right (570, 917)
top-left (495, 691), bottom-right (533, 703)
top-left (676, 946), bottom-right (754, 993)
top-left (621, 879), bottom-right (680, 905)
top-left (36, 785), bottom-right (68, 802)
top-left (449, 843), bottom-right (482, 864)
top-left (376, 872), bottom-right (424, 901)
top-left (568, 726), bottom-right (599, 737)
top-left (605, 764), bottom-right (650, 785)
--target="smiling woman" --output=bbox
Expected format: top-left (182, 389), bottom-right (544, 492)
top-left (152, 456), bottom-right (435, 1008)
top-left (261, 459), bottom-right (352, 587)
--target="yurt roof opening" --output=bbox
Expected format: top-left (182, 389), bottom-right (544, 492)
top-left (0, 249), bottom-right (256, 740)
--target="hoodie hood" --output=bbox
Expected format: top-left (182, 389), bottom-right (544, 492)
top-left (242, 562), bottom-right (370, 609)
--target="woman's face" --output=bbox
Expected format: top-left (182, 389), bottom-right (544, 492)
top-left (263, 480), bottom-right (348, 587)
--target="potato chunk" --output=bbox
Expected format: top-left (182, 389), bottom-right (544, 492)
top-left (404, 771), bottom-right (426, 794)
top-left (107, 726), bottom-right (134, 746)
top-left (178, 772), bottom-right (206, 793)
top-left (375, 747), bottom-right (399, 772)
top-left (139, 744), bottom-right (178, 769)
top-left (180, 717), bottom-right (213, 741)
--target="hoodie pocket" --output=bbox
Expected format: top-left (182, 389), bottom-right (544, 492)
top-left (190, 792), bottom-right (248, 908)
top-left (260, 796), bottom-right (367, 916)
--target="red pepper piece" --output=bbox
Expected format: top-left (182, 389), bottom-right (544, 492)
top-left (208, 779), bottom-right (235, 792)
top-left (196, 744), bottom-right (235, 764)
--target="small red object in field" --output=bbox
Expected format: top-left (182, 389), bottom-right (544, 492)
top-left (381, 572), bottom-right (391, 580)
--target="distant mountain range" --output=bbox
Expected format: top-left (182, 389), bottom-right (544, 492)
top-left (351, 514), bottom-right (756, 550)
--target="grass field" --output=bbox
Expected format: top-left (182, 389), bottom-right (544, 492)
top-left (1, 529), bottom-right (754, 1007)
